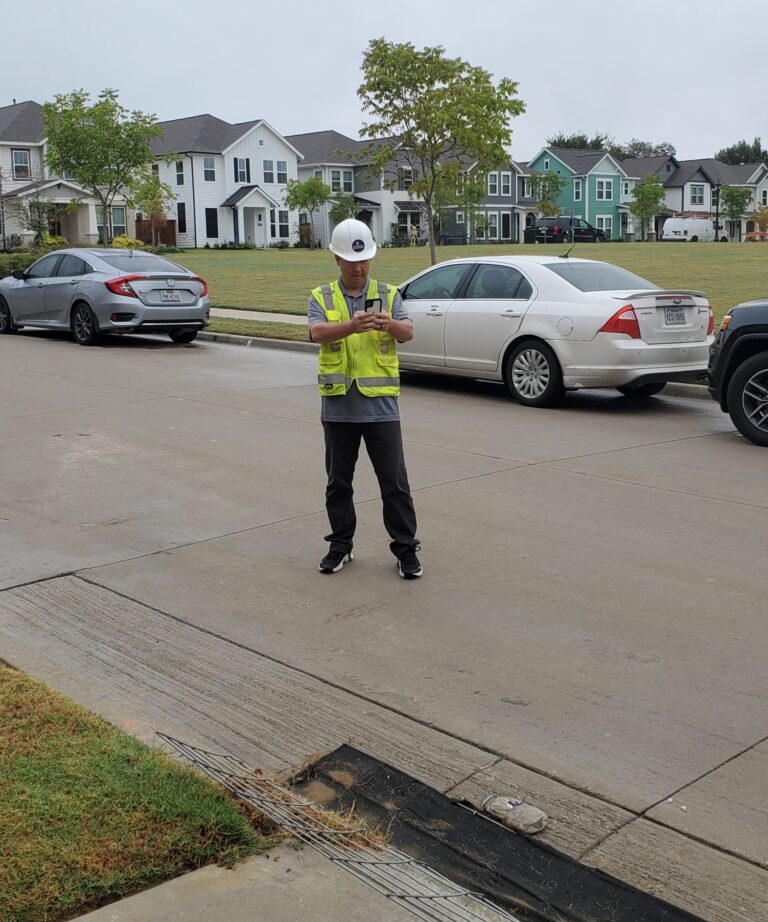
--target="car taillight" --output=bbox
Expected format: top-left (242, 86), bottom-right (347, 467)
top-left (553, 225), bottom-right (559, 235)
top-left (599, 305), bottom-right (641, 339)
top-left (707, 306), bottom-right (715, 336)
top-left (193, 275), bottom-right (209, 297)
top-left (105, 275), bottom-right (143, 298)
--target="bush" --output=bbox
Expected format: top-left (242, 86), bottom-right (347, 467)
top-left (268, 240), bottom-right (290, 249)
top-left (212, 240), bottom-right (257, 250)
top-left (41, 234), bottom-right (69, 248)
top-left (147, 244), bottom-right (181, 254)
top-left (0, 251), bottom-right (41, 279)
top-left (111, 235), bottom-right (145, 249)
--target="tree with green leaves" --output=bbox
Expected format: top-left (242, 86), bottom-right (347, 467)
top-left (715, 137), bottom-right (767, 165)
top-left (128, 167), bottom-right (174, 246)
top-left (546, 131), bottom-right (612, 151)
top-left (529, 171), bottom-right (568, 217)
top-left (43, 89), bottom-right (164, 245)
top-left (752, 205), bottom-right (768, 231)
top-left (612, 139), bottom-right (676, 159)
top-left (328, 193), bottom-right (363, 225)
top-left (720, 184), bottom-right (754, 238)
top-left (629, 173), bottom-right (666, 241)
top-left (9, 167), bottom-right (63, 245)
top-left (358, 38), bottom-right (525, 264)
top-left (284, 175), bottom-right (331, 246)
top-left (546, 132), bottom-right (675, 161)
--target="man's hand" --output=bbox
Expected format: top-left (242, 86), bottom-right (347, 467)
top-left (370, 311), bottom-right (392, 333)
top-left (349, 310), bottom-right (377, 333)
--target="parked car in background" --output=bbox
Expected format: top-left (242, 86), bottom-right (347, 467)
top-left (708, 299), bottom-right (768, 446)
top-left (0, 249), bottom-right (210, 346)
top-left (534, 217), bottom-right (605, 244)
top-left (397, 255), bottom-right (714, 407)
top-left (661, 217), bottom-right (727, 243)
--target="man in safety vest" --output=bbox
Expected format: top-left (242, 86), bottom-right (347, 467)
top-left (308, 218), bottom-right (422, 579)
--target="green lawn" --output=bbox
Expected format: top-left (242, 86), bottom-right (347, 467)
top-left (0, 663), bottom-right (280, 921)
top-left (174, 243), bottom-right (768, 322)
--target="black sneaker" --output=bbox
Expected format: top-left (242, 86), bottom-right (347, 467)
top-left (319, 549), bottom-right (353, 574)
top-left (397, 546), bottom-right (423, 580)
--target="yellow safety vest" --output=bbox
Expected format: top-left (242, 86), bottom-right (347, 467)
top-left (312, 279), bottom-right (400, 398)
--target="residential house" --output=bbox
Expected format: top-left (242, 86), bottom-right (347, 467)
top-left (0, 100), bottom-right (134, 248)
top-left (151, 115), bottom-right (303, 248)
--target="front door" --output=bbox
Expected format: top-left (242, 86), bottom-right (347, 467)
top-left (398, 262), bottom-right (472, 367)
top-left (501, 212), bottom-right (512, 239)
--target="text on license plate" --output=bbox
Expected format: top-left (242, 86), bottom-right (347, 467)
top-left (664, 306), bottom-right (686, 325)
top-left (160, 290), bottom-right (181, 302)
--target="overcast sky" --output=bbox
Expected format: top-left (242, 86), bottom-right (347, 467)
top-left (6, 0), bottom-right (765, 162)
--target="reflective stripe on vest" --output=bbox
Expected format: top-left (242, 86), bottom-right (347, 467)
top-left (313, 279), bottom-right (400, 398)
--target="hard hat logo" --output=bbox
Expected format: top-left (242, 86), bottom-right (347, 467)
top-left (330, 218), bottom-right (377, 261)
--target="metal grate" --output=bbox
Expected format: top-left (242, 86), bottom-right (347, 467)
top-left (159, 733), bottom-right (522, 922)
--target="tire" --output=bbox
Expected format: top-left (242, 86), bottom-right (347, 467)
top-left (720, 236), bottom-right (729, 243)
top-left (690, 236), bottom-right (699, 242)
top-left (595, 234), bottom-right (605, 243)
top-left (616, 382), bottom-right (666, 398)
top-left (725, 351), bottom-right (768, 447)
top-left (505, 341), bottom-right (564, 407)
top-left (71, 303), bottom-right (101, 346)
top-left (0, 296), bottom-right (18, 334)
top-left (169, 330), bottom-right (198, 343)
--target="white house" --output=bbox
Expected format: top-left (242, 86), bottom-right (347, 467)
top-left (151, 115), bottom-right (303, 248)
top-left (0, 100), bottom-right (134, 248)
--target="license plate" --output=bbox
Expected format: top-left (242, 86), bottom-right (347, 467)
top-left (664, 306), bottom-right (686, 325)
top-left (160, 290), bottom-right (181, 302)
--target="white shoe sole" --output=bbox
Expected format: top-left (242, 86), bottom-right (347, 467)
top-left (397, 561), bottom-right (423, 580)
top-left (319, 551), bottom-right (353, 573)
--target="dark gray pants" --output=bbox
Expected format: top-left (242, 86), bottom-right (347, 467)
top-left (323, 420), bottom-right (419, 558)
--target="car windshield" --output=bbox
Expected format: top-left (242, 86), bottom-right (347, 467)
top-left (96, 253), bottom-right (185, 273)
top-left (545, 262), bottom-right (658, 292)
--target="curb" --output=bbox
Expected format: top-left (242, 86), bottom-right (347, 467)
top-left (199, 333), bottom-right (711, 400)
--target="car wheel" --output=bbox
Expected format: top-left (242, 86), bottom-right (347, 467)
top-left (725, 351), bottom-right (768, 447)
top-left (720, 236), bottom-right (729, 243)
top-left (690, 235), bottom-right (699, 242)
top-left (505, 341), bottom-right (564, 407)
top-left (616, 382), bottom-right (666, 398)
top-left (0, 296), bottom-right (18, 334)
top-left (71, 303), bottom-right (101, 346)
top-left (169, 330), bottom-right (198, 343)
top-left (595, 234), bottom-right (605, 243)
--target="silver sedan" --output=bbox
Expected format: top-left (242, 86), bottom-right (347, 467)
top-left (0, 248), bottom-right (210, 345)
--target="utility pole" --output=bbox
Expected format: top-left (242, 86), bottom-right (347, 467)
top-left (713, 181), bottom-right (721, 242)
top-left (0, 168), bottom-right (7, 252)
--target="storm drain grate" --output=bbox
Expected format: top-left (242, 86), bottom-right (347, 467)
top-left (158, 733), bottom-right (522, 922)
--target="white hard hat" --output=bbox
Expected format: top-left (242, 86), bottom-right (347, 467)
top-left (329, 219), bottom-right (377, 261)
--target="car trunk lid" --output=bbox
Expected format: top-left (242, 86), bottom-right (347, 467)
top-left (613, 289), bottom-right (710, 344)
top-left (121, 273), bottom-right (204, 307)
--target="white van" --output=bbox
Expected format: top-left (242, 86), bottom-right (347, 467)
top-left (662, 217), bottom-right (725, 242)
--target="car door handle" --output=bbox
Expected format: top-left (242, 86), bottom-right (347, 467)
top-left (69, 280), bottom-right (78, 285)
top-left (427, 308), bottom-right (443, 316)
top-left (36, 283), bottom-right (45, 288)
top-left (502, 309), bottom-right (522, 318)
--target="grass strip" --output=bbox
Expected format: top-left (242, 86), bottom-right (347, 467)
top-left (0, 663), bottom-right (280, 922)
top-left (208, 317), bottom-right (311, 342)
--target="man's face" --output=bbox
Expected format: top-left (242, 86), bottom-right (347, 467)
top-left (336, 256), bottom-right (370, 291)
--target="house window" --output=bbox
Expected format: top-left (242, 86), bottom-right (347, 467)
top-left (544, 159), bottom-right (550, 170)
top-left (263, 160), bottom-right (274, 183)
top-left (596, 215), bottom-right (613, 238)
top-left (278, 209), bottom-right (289, 237)
top-left (690, 184), bottom-right (705, 205)
top-left (96, 206), bottom-right (127, 241)
top-left (176, 161), bottom-right (184, 186)
top-left (205, 208), bottom-right (219, 238)
top-left (314, 169), bottom-right (323, 179)
top-left (258, 139), bottom-right (264, 147)
top-left (235, 158), bottom-right (250, 183)
top-left (501, 172), bottom-right (511, 196)
top-left (574, 179), bottom-right (582, 201)
top-left (331, 169), bottom-right (353, 193)
top-left (276, 160), bottom-right (288, 184)
top-left (476, 213), bottom-right (486, 239)
top-left (488, 172), bottom-right (499, 195)
top-left (596, 179), bottom-right (613, 200)
top-left (487, 213), bottom-right (499, 239)
top-left (203, 157), bottom-right (215, 182)
top-left (151, 163), bottom-right (159, 175)
top-left (762, 190), bottom-right (768, 206)
top-left (400, 168), bottom-right (413, 190)
top-left (177, 202), bottom-right (187, 234)
top-left (622, 181), bottom-right (630, 196)
top-left (456, 211), bottom-right (465, 224)
top-left (523, 179), bottom-right (532, 198)
top-left (12, 149), bottom-right (31, 180)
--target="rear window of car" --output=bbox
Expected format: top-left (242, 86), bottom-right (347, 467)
top-left (545, 262), bottom-right (658, 292)
top-left (96, 253), bottom-right (185, 273)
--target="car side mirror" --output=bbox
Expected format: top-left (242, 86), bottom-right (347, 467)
top-left (11, 269), bottom-right (27, 280)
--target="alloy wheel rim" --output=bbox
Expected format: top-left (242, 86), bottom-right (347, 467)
top-left (512, 349), bottom-right (550, 398)
top-left (0, 302), bottom-right (8, 330)
top-left (74, 308), bottom-right (92, 340)
top-left (742, 369), bottom-right (768, 432)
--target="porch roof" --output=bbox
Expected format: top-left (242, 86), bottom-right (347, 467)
top-left (394, 200), bottom-right (424, 212)
top-left (221, 185), bottom-right (280, 208)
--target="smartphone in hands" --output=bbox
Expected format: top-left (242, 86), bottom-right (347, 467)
top-left (364, 298), bottom-right (383, 313)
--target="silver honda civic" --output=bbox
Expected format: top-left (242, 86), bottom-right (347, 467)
top-left (0, 248), bottom-right (210, 345)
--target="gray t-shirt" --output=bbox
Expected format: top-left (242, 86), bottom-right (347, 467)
top-left (308, 279), bottom-right (411, 423)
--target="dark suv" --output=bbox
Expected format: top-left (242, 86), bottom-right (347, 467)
top-left (534, 216), bottom-right (605, 243)
top-left (708, 299), bottom-right (768, 446)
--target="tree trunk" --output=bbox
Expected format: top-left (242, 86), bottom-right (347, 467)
top-left (425, 198), bottom-right (436, 265)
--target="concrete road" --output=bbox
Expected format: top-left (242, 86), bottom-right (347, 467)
top-left (1, 330), bottom-right (766, 920)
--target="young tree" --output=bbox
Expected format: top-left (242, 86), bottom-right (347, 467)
top-left (284, 175), bottom-right (331, 246)
top-left (629, 173), bottom-right (666, 241)
top-left (715, 137), bottom-right (767, 165)
top-left (358, 38), bottom-right (525, 264)
top-left (529, 171), bottom-right (568, 217)
top-left (752, 205), bottom-right (768, 232)
top-left (720, 184), bottom-right (754, 238)
top-left (128, 167), bottom-right (174, 246)
top-left (455, 172), bottom-right (486, 243)
top-left (328, 193), bottom-right (362, 224)
top-left (43, 89), bottom-right (164, 246)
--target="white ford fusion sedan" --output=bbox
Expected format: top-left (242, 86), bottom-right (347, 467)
top-left (397, 255), bottom-right (714, 406)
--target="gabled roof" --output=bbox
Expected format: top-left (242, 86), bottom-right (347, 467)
top-left (0, 100), bottom-right (45, 143)
top-left (528, 147), bottom-right (628, 176)
top-left (620, 155), bottom-right (679, 179)
top-left (666, 158), bottom-right (766, 187)
top-left (220, 184), bottom-right (280, 208)
top-left (285, 130), bottom-right (366, 165)
top-left (151, 114), bottom-right (261, 154)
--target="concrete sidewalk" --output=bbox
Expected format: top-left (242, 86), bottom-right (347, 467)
top-left (211, 307), bottom-right (306, 324)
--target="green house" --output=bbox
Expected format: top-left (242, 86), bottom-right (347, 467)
top-left (524, 147), bottom-right (635, 240)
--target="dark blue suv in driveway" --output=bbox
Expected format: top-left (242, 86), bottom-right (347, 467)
top-left (708, 299), bottom-right (768, 446)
